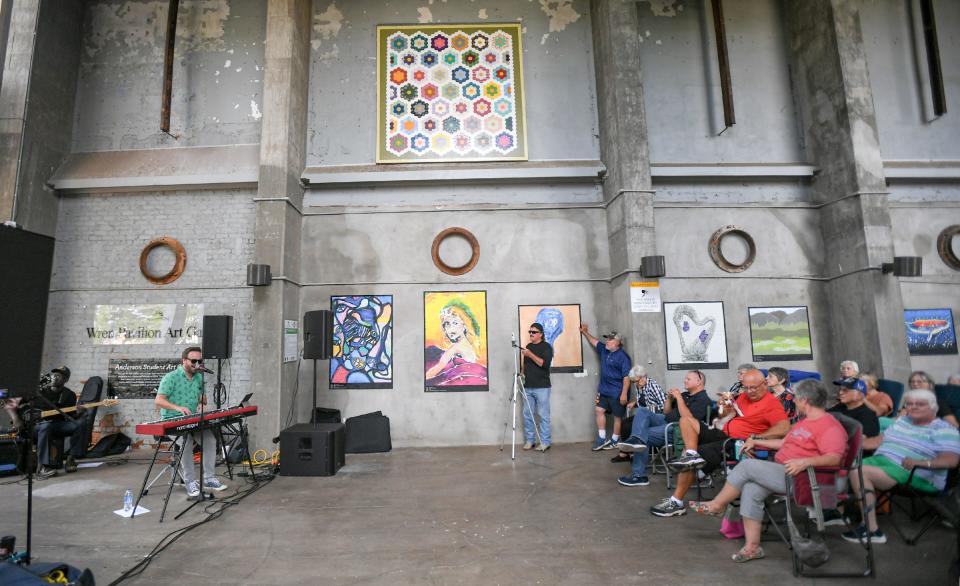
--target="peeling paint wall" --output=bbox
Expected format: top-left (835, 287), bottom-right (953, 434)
top-left (638, 0), bottom-right (804, 164)
top-left (307, 0), bottom-right (597, 166)
top-left (72, 0), bottom-right (267, 151)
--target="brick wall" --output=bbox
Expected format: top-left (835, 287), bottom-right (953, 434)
top-left (43, 189), bottom-right (256, 447)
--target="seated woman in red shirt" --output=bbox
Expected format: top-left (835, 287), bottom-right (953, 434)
top-left (688, 379), bottom-right (847, 563)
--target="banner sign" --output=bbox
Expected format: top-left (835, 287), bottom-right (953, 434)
top-left (107, 358), bottom-right (181, 399)
top-left (87, 304), bottom-right (203, 345)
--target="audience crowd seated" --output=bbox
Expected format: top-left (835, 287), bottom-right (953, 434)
top-left (615, 370), bottom-right (710, 487)
top-left (828, 377), bottom-right (880, 447)
top-left (766, 367), bottom-right (797, 422)
top-left (910, 371), bottom-right (957, 427)
top-left (859, 372), bottom-right (894, 417)
top-left (609, 366), bottom-right (665, 465)
top-left (650, 369), bottom-right (789, 517)
top-left (686, 379), bottom-right (846, 563)
top-left (846, 388), bottom-right (960, 543)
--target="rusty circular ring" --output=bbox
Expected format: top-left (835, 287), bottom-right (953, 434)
top-left (708, 225), bottom-right (756, 273)
top-left (431, 227), bottom-right (480, 276)
top-left (139, 237), bottom-right (187, 285)
top-left (937, 225), bottom-right (960, 271)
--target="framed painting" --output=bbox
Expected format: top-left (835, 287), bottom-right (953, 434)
top-left (517, 304), bottom-right (583, 373)
top-left (329, 295), bottom-right (394, 389)
top-left (748, 306), bottom-right (813, 362)
top-left (663, 301), bottom-right (729, 370)
top-left (376, 24), bottom-right (527, 163)
top-left (424, 291), bottom-right (489, 392)
top-left (904, 308), bottom-right (958, 356)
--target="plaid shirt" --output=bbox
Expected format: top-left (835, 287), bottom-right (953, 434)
top-left (636, 377), bottom-right (666, 413)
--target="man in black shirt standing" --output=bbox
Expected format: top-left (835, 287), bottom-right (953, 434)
top-left (35, 366), bottom-right (86, 478)
top-left (520, 322), bottom-right (554, 452)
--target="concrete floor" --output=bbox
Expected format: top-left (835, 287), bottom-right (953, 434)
top-left (1, 444), bottom-right (956, 585)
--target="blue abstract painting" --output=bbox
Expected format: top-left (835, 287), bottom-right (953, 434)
top-left (329, 295), bottom-right (393, 389)
top-left (904, 308), bottom-right (958, 356)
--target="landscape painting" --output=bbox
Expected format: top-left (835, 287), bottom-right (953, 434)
top-left (748, 306), bottom-right (813, 362)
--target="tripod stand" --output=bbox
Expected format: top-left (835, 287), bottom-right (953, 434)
top-left (499, 336), bottom-right (543, 460)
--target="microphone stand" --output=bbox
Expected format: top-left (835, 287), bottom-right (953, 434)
top-left (15, 388), bottom-right (73, 565)
top-left (175, 370), bottom-right (213, 519)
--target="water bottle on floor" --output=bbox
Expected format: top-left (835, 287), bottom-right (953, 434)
top-left (123, 489), bottom-right (133, 514)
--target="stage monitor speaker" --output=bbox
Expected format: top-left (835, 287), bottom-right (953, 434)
top-left (0, 224), bottom-right (55, 398)
top-left (279, 423), bottom-right (345, 477)
top-left (303, 310), bottom-right (333, 360)
top-left (202, 315), bottom-right (233, 359)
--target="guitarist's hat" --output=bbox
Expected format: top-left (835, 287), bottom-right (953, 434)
top-left (51, 365), bottom-right (71, 381)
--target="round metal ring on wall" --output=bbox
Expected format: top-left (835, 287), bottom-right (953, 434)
top-left (431, 227), bottom-right (480, 276)
top-left (937, 225), bottom-right (960, 270)
top-left (139, 237), bottom-right (187, 285)
top-left (708, 225), bottom-right (756, 273)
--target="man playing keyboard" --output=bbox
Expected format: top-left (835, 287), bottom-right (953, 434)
top-left (155, 347), bottom-right (227, 497)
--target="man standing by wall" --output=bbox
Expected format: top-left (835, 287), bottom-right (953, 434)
top-left (580, 323), bottom-right (631, 451)
top-left (155, 347), bottom-right (227, 497)
top-left (520, 322), bottom-right (554, 452)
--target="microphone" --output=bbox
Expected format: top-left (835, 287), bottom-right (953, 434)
top-left (197, 365), bottom-right (215, 374)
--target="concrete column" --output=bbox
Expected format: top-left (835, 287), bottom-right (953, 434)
top-left (785, 0), bottom-right (911, 381)
top-left (0, 0), bottom-right (82, 234)
top-left (249, 0), bottom-right (311, 448)
top-left (590, 0), bottom-right (665, 379)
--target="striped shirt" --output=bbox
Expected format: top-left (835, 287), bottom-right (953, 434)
top-left (635, 377), bottom-right (665, 413)
top-left (876, 417), bottom-right (960, 491)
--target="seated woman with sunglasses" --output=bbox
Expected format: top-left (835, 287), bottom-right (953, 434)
top-left (845, 389), bottom-right (960, 544)
top-left (155, 346), bottom-right (228, 497)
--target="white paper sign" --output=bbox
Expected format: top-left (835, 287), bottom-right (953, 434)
top-left (630, 282), bottom-right (661, 313)
top-left (283, 320), bottom-right (299, 363)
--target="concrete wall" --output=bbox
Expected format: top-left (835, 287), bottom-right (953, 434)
top-left (44, 189), bottom-right (256, 442)
top-left (637, 0), bottom-right (805, 164)
top-left (860, 0), bottom-right (960, 161)
top-left (307, 0), bottom-right (599, 165)
top-left (73, 0), bottom-right (266, 151)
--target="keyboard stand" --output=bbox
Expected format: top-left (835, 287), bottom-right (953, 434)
top-left (132, 435), bottom-right (189, 522)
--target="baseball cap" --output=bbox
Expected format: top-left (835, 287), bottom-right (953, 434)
top-left (833, 376), bottom-right (867, 394)
top-left (51, 366), bottom-right (71, 380)
top-left (602, 331), bottom-right (623, 342)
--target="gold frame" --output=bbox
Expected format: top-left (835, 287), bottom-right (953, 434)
top-left (376, 23), bottom-right (528, 164)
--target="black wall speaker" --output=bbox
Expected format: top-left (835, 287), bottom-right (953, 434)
top-left (202, 315), bottom-right (233, 359)
top-left (279, 423), bottom-right (345, 477)
top-left (303, 310), bottom-right (333, 360)
top-left (0, 225), bottom-right (55, 398)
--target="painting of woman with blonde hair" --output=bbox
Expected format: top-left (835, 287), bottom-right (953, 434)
top-left (424, 291), bottom-right (488, 391)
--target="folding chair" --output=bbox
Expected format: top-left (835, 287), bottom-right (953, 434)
top-left (661, 403), bottom-right (713, 489)
top-left (876, 465), bottom-right (957, 545)
top-left (877, 379), bottom-right (904, 414)
top-left (771, 413), bottom-right (875, 578)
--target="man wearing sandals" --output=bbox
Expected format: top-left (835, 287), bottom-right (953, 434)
top-left (651, 369), bottom-right (790, 517)
top-left (686, 379), bottom-right (846, 563)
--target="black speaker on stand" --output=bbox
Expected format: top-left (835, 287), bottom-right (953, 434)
top-left (202, 315), bottom-right (232, 409)
top-left (303, 310), bottom-right (333, 425)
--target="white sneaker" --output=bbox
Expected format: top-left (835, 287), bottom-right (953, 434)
top-left (203, 477), bottom-right (228, 492)
top-left (185, 480), bottom-right (200, 498)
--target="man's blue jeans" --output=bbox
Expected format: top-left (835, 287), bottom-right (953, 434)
top-left (36, 419), bottom-right (85, 467)
top-left (630, 407), bottom-right (667, 477)
top-left (522, 387), bottom-right (551, 446)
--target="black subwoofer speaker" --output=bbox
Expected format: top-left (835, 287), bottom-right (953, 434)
top-left (279, 423), bottom-right (345, 477)
top-left (303, 310), bottom-right (333, 360)
top-left (202, 315), bottom-right (233, 359)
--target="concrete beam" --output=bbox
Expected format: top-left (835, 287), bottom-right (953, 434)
top-left (590, 0), bottom-right (665, 380)
top-left (249, 0), bottom-right (312, 450)
top-left (0, 0), bottom-right (83, 234)
top-left (785, 0), bottom-right (911, 382)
